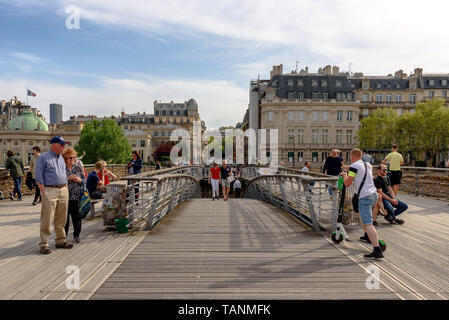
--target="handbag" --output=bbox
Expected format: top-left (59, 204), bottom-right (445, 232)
top-left (352, 161), bottom-right (368, 213)
top-left (79, 181), bottom-right (91, 219)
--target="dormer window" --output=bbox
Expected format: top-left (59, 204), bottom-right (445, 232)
top-left (410, 81), bottom-right (416, 89)
top-left (442, 79), bottom-right (448, 86)
top-left (362, 81), bottom-right (369, 89)
top-left (376, 83), bottom-right (382, 89)
top-left (288, 79), bottom-right (294, 86)
top-left (395, 83), bottom-right (401, 89)
top-left (312, 80), bottom-right (318, 87)
top-left (297, 79), bottom-right (303, 87)
top-left (336, 80), bottom-right (342, 88)
top-left (429, 79), bottom-right (434, 86)
top-left (321, 80), bottom-right (327, 87)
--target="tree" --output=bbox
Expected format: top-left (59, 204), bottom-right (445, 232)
top-left (75, 118), bottom-right (132, 164)
top-left (154, 143), bottom-right (173, 161)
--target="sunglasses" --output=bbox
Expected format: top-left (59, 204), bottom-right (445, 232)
top-left (69, 157), bottom-right (77, 159)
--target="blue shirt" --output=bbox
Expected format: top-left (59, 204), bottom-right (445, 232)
top-left (35, 150), bottom-right (67, 186)
top-left (86, 171), bottom-right (100, 195)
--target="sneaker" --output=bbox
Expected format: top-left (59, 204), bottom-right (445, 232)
top-left (40, 247), bottom-right (51, 254)
top-left (212, 198), bottom-right (215, 201)
top-left (359, 234), bottom-right (371, 243)
top-left (73, 237), bottom-right (81, 243)
top-left (389, 219), bottom-right (399, 225)
top-left (373, 221), bottom-right (379, 226)
top-left (17, 198), bottom-right (23, 201)
top-left (55, 242), bottom-right (73, 249)
top-left (32, 201), bottom-right (37, 205)
top-left (384, 214), bottom-right (394, 222)
top-left (394, 219), bottom-right (404, 225)
top-left (9, 192), bottom-right (14, 201)
top-left (364, 250), bottom-right (384, 259)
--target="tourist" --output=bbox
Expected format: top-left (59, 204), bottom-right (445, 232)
top-left (302, 161), bottom-right (315, 192)
top-left (220, 160), bottom-right (231, 201)
top-left (374, 164), bottom-right (408, 225)
top-left (30, 146), bottom-right (42, 205)
top-left (382, 145), bottom-right (404, 196)
top-left (233, 179), bottom-right (242, 198)
top-left (323, 149), bottom-right (343, 196)
top-left (341, 148), bottom-right (384, 259)
top-left (155, 161), bottom-right (161, 170)
top-left (97, 161), bottom-right (117, 186)
top-left (5, 150), bottom-right (24, 201)
top-left (63, 148), bottom-right (85, 243)
top-left (209, 162), bottom-right (221, 200)
top-left (35, 136), bottom-right (72, 254)
top-left (86, 161), bottom-right (106, 199)
top-left (362, 149), bottom-right (374, 165)
top-left (127, 151), bottom-right (143, 200)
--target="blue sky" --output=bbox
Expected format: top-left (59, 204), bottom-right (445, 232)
top-left (1, 0), bottom-right (449, 128)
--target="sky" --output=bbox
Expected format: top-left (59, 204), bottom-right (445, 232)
top-left (1, 0), bottom-right (449, 129)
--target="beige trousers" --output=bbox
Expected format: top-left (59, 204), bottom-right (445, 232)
top-left (39, 186), bottom-right (69, 248)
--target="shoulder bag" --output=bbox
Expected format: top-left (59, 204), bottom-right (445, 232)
top-left (352, 161), bottom-right (367, 213)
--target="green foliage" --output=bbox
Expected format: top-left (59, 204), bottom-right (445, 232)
top-left (357, 99), bottom-right (449, 164)
top-left (75, 118), bottom-right (132, 164)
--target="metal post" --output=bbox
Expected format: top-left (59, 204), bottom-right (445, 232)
top-left (303, 181), bottom-right (320, 232)
top-left (146, 180), bottom-right (161, 230)
top-left (415, 167), bottom-right (419, 196)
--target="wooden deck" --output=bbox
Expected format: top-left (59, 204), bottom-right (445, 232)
top-left (0, 193), bottom-right (448, 300)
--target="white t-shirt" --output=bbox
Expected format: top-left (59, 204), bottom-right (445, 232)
top-left (301, 166), bottom-right (309, 172)
top-left (348, 160), bottom-right (377, 199)
top-left (233, 180), bottom-right (241, 189)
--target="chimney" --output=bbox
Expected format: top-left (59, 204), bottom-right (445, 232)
top-left (394, 69), bottom-right (404, 78)
top-left (270, 64), bottom-right (283, 79)
top-left (323, 65), bottom-right (332, 75)
top-left (332, 66), bottom-right (340, 75)
top-left (414, 68), bottom-right (423, 77)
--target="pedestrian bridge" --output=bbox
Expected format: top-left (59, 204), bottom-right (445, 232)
top-left (0, 165), bottom-right (448, 299)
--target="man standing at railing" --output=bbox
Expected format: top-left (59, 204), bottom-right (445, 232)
top-left (220, 160), bottom-right (231, 201)
top-left (342, 148), bottom-right (384, 259)
top-left (323, 149), bottom-right (344, 198)
top-left (382, 145), bottom-right (404, 197)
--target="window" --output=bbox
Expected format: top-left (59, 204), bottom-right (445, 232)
top-left (288, 111), bottom-right (294, 121)
top-left (297, 151), bottom-right (303, 163)
top-left (443, 91), bottom-right (447, 98)
top-left (298, 111), bottom-right (304, 121)
top-left (429, 79), bottom-right (434, 86)
top-left (363, 81), bottom-right (369, 89)
top-left (395, 94), bottom-right (402, 102)
top-left (410, 82), bottom-right (416, 89)
top-left (376, 94), bottom-right (383, 102)
top-left (288, 92), bottom-right (295, 100)
top-left (322, 92), bottom-right (328, 100)
top-left (288, 129), bottom-right (294, 144)
top-left (312, 92), bottom-right (320, 100)
top-left (288, 152), bottom-right (294, 163)
top-left (298, 79), bottom-right (303, 87)
top-left (186, 118), bottom-right (190, 123)
top-left (312, 152), bottom-right (318, 163)
top-left (386, 94), bottom-right (392, 102)
top-left (141, 140), bottom-right (146, 147)
top-left (409, 94), bottom-right (416, 103)
top-left (312, 111), bottom-right (319, 121)
top-left (161, 131), bottom-right (165, 137)
top-left (376, 83), bottom-right (382, 89)
top-left (322, 111), bottom-right (328, 121)
top-left (362, 93), bottom-right (369, 102)
top-left (268, 111), bottom-right (273, 122)
top-left (363, 108), bottom-right (369, 116)
top-left (312, 79), bottom-right (318, 87)
top-left (397, 108), bottom-right (402, 116)
top-left (159, 118), bottom-right (162, 124)
top-left (162, 110), bottom-right (166, 115)
top-left (298, 92), bottom-right (304, 100)
top-left (335, 80), bottom-right (342, 88)
top-left (322, 152), bottom-right (328, 161)
top-left (347, 111), bottom-right (353, 121)
top-left (153, 131), bottom-right (158, 136)
top-left (321, 80), bottom-right (327, 87)
top-left (429, 91), bottom-right (435, 98)
top-left (336, 130), bottom-right (343, 144)
top-left (410, 108), bottom-right (415, 114)
top-left (169, 111), bottom-right (173, 116)
top-left (442, 79), bottom-right (448, 86)
top-left (312, 129), bottom-right (319, 144)
top-left (346, 130), bottom-right (353, 144)
top-left (297, 129), bottom-right (304, 144)
top-left (267, 93), bottom-right (274, 101)
top-left (337, 111), bottom-right (343, 122)
top-left (347, 93), bottom-right (352, 100)
top-left (395, 83), bottom-right (401, 89)
top-left (337, 92), bottom-right (345, 100)
top-left (322, 129), bottom-right (328, 144)
top-left (288, 79), bottom-right (294, 86)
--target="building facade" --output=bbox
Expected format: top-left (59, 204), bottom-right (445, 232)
top-left (248, 64), bottom-right (449, 167)
top-left (49, 103), bottom-right (63, 124)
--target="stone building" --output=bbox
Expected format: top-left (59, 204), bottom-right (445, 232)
top-left (248, 64), bottom-right (449, 167)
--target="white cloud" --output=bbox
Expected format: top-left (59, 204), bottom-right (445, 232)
top-left (11, 52), bottom-right (45, 64)
top-left (0, 76), bottom-right (247, 129)
top-left (52, 0), bottom-right (449, 74)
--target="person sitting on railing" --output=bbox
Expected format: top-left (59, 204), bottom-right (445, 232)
top-left (97, 161), bottom-right (117, 186)
top-left (86, 161), bottom-right (106, 199)
top-left (374, 164), bottom-right (408, 225)
top-left (301, 161), bottom-right (315, 193)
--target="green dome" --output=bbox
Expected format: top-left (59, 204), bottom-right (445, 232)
top-left (8, 110), bottom-right (49, 131)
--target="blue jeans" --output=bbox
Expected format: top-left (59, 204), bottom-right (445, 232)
top-left (13, 176), bottom-right (23, 199)
top-left (359, 193), bottom-right (377, 225)
top-left (382, 198), bottom-right (408, 219)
